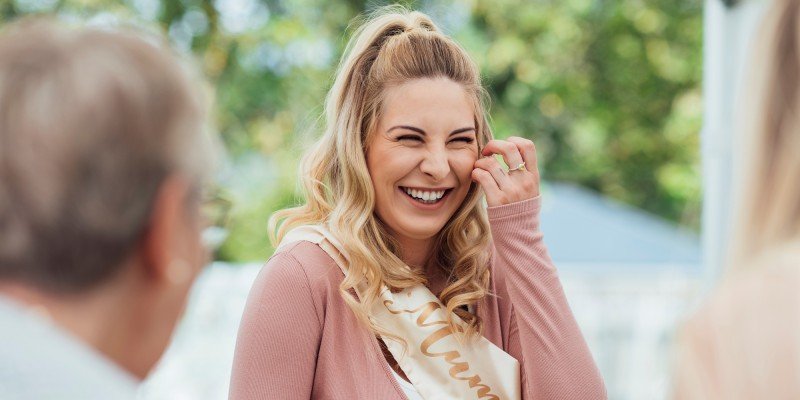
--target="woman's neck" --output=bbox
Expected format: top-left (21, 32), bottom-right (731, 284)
top-left (387, 231), bottom-right (450, 294)
top-left (394, 235), bottom-right (434, 271)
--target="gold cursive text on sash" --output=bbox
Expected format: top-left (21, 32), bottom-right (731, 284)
top-left (384, 299), bottom-right (501, 400)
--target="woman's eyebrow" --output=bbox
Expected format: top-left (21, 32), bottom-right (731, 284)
top-left (450, 127), bottom-right (476, 136)
top-left (386, 125), bottom-right (476, 136)
top-left (387, 125), bottom-right (426, 135)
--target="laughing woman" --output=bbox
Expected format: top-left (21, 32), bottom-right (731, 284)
top-left (229, 8), bottom-right (606, 400)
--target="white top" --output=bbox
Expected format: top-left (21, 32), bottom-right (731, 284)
top-left (0, 295), bottom-right (139, 400)
top-left (390, 366), bottom-right (424, 400)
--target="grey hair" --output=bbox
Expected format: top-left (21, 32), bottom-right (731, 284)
top-left (0, 19), bottom-right (217, 293)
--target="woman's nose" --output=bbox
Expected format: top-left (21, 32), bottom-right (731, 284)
top-left (419, 148), bottom-right (450, 181)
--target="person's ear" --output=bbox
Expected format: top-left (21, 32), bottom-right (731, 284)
top-left (139, 175), bottom-right (194, 285)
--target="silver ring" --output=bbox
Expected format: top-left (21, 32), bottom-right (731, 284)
top-left (508, 162), bottom-right (526, 172)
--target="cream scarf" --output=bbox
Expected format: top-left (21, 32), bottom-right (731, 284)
top-left (277, 225), bottom-right (521, 400)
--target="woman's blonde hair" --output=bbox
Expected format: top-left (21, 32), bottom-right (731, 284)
top-left (728, 0), bottom-right (800, 272)
top-left (270, 6), bottom-right (493, 340)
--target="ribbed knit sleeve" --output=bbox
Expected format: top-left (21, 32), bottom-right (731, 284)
top-left (487, 196), bottom-right (607, 400)
top-left (229, 249), bottom-right (322, 400)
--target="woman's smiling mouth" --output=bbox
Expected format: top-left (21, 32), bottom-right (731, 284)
top-left (399, 186), bottom-right (453, 206)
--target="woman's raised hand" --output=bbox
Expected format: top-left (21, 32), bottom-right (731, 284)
top-left (472, 137), bottom-right (540, 207)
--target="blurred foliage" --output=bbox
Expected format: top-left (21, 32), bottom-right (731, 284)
top-left (1, 0), bottom-right (702, 262)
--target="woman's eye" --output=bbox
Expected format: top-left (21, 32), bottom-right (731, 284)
top-left (398, 135), bottom-right (423, 142)
top-left (450, 137), bottom-right (475, 144)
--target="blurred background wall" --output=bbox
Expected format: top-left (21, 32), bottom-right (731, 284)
top-left (0, 0), bottom-right (720, 398)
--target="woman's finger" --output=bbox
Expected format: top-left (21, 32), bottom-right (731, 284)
top-left (506, 136), bottom-right (541, 197)
top-left (471, 168), bottom-right (504, 206)
top-left (506, 136), bottom-right (538, 174)
top-left (474, 156), bottom-right (511, 190)
top-left (481, 140), bottom-right (524, 171)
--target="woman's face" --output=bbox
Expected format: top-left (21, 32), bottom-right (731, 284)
top-left (366, 77), bottom-right (479, 244)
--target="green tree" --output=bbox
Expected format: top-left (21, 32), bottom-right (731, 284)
top-left (1, 0), bottom-right (702, 261)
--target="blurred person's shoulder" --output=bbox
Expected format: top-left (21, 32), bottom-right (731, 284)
top-left (677, 242), bottom-right (800, 398)
top-left (712, 242), bottom-right (800, 313)
top-left (693, 242), bottom-right (800, 330)
top-left (0, 296), bottom-right (138, 400)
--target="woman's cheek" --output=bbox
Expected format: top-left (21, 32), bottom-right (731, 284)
top-left (452, 149), bottom-right (478, 179)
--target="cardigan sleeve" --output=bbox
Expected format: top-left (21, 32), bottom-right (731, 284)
top-left (229, 249), bottom-right (322, 400)
top-left (487, 197), bottom-right (607, 400)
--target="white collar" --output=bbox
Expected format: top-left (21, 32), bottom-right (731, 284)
top-left (0, 295), bottom-right (139, 400)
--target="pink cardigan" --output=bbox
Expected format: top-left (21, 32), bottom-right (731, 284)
top-left (229, 197), bottom-right (607, 399)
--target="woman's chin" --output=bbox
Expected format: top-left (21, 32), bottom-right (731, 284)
top-left (394, 221), bottom-right (448, 240)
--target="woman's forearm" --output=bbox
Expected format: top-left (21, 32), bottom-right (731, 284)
top-left (488, 197), bottom-right (607, 399)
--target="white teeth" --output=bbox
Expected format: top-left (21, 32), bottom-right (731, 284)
top-left (403, 187), bottom-right (447, 202)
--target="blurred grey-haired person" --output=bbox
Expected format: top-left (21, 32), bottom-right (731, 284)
top-left (0, 19), bottom-right (218, 399)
